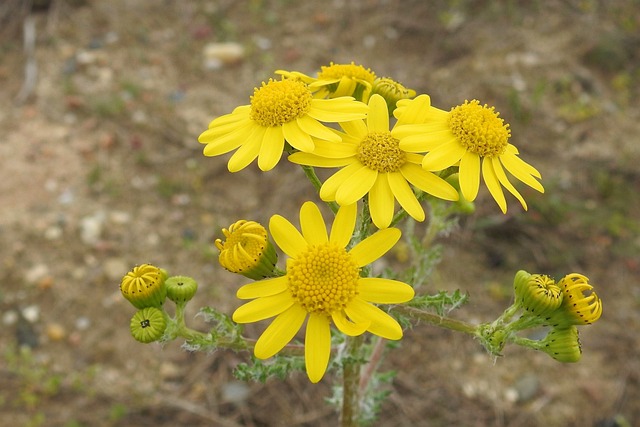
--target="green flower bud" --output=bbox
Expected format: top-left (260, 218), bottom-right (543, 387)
top-left (130, 307), bottom-right (166, 343)
top-left (540, 326), bottom-right (582, 363)
top-left (547, 273), bottom-right (602, 326)
top-left (371, 77), bottom-right (416, 115)
top-left (120, 264), bottom-right (167, 309)
top-left (165, 276), bottom-right (198, 304)
top-left (513, 271), bottom-right (563, 317)
top-left (215, 220), bottom-right (278, 280)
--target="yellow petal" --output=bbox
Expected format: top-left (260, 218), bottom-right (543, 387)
top-left (459, 151), bottom-right (481, 201)
top-left (254, 304), bottom-right (307, 359)
top-left (305, 313), bottom-right (332, 383)
top-left (335, 166), bottom-right (377, 205)
top-left (500, 152), bottom-right (544, 193)
top-left (400, 163), bottom-right (459, 201)
top-left (350, 228), bottom-right (401, 267)
top-left (206, 105), bottom-right (251, 128)
top-left (237, 276), bottom-right (289, 299)
top-left (367, 94), bottom-right (390, 133)
top-left (269, 214), bottom-right (307, 258)
top-left (199, 116), bottom-right (252, 141)
top-left (288, 152), bottom-right (352, 168)
top-left (227, 126), bottom-right (265, 172)
top-left (394, 94), bottom-right (432, 126)
top-left (308, 98), bottom-right (368, 122)
top-left (300, 201), bottom-right (328, 245)
top-left (358, 278), bottom-right (415, 303)
top-left (282, 120), bottom-right (315, 152)
top-left (339, 119), bottom-right (368, 139)
top-left (369, 174), bottom-right (395, 229)
top-left (296, 115), bottom-right (341, 142)
top-left (320, 162), bottom-right (362, 201)
top-left (482, 158), bottom-right (507, 213)
top-left (492, 156), bottom-right (528, 210)
top-left (308, 139), bottom-right (357, 159)
top-left (258, 126), bottom-right (285, 171)
top-left (334, 77), bottom-right (358, 97)
top-left (232, 291), bottom-right (294, 323)
top-left (331, 310), bottom-right (370, 336)
top-left (202, 122), bottom-right (255, 156)
top-left (329, 203), bottom-right (357, 247)
top-left (387, 171), bottom-right (425, 222)
top-left (344, 298), bottom-right (403, 340)
top-left (421, 141), bottom-right (466, 171)
top-left (398, 130), bottom-right (454, 153)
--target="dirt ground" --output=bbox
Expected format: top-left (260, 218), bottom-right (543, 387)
top-left (1, 1), bottom-right (639, 426)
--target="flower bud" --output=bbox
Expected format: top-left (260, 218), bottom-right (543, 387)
top-left (130, 307), bottom-right (167, 343)
top-left (540, 326), bottom-right (582, 363)
top-left (371, 77), bottom-right (416, 115)
top-left (514, 272), bottom-right (563, 317)
top-left (547, 273), bottom-right (602, 326)
top-left (120, 264), bottom-right (167, 309)
top-left (165, 276), bottom-right (198, 304)
top-left (215, 220), bottom-right (278, 280)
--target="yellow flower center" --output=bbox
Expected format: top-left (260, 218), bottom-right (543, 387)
top-left (318, 62), bottom-right (376, 83)
top-left (216, 221), bottom-right (268, 273)
top-left (448, 100), bottom-right (511, 158)
top-left (287, 243), bottom-right (360, 315)
top-left (356, 132), bottom-right (406, 173)
top-left (250, 79), bottom-right (312, 127)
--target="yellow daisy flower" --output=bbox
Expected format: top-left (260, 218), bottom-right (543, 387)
top-left (278, 62), bottom-right (377, 101)
top-left (198, 78), bottom-right (368, 172)
top-left (289, 94), bottom-right (459, 229)
top-left (397, 98), bottom-right (544, 213)
top-left (232, 201), bottom-right (415, 383)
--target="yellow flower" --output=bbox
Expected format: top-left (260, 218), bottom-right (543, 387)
top-left (548, 273), bottom-right (603, 326)
top-left (232, 201), bottom-right (415, 383)
top-left (120, 264), bottom-right (168, 309)
top-left (198, 78), bottom-right (368, 172)
top-left (279, 62), bottom-right (377, 101)
top-left (513, 271), bottom-right (563, 317)
top-left (371, 77), bottom-right (416, 115)
top-left (289, 94), bottom-right (459, 229)
top-left (397, 98), bottom-right (544, 213)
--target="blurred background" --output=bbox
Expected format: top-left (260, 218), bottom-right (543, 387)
top-left (0, 1), bottom-right (639, 426)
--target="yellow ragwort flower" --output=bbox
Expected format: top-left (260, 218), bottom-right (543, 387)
top-left (198, 78), bottom-right (368, 172)
top-left (215, 220), bottom-right (278, 280)
top-left (397, 98), bottom-right (544, 213)
top-left (232, 201), bottom-right (415, 383)
top-left (120, 264), bottom-right (168, 309)
top-left (279, 62), bottom-right (377, 101)
top-left (289, 94), bottom-right (459, 229)
top-left (371, 77), bottom-right (417, 115)
top-left (548, 273), bottom-right (603, 326)
top-left (513, 271), bottom-right (563, 317)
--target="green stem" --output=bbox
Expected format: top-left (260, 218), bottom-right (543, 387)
top-left (391, 305), bottom-right (478, 335)
top-left (301, 165), bottom-right (339, 214)
top-left (341, 335), bottom-right (364, 427)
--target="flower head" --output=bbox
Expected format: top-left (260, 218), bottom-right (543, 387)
top-left (232, 201), bottom-right (415, 383)
top-left (130, 307), bottom-right (167, 343)
top-left (198, 78), bottom-right (368, 172)
top-left (548, 273), bottom-right (603, 326)
top-left (371, 77), bottom-right (416, 115)
top-left (120, 264), bottom-right (168, 309)
top-left (540, 326), bottom-right (582, 363)
top-left (398, 98), bottom-right (544, 213)
top-left (289, 94), bottom-right (459, 229)
top-left (165, 276), bottom-right (199, 304)
top-left (513, 270), bottom-right (563, 317)
top-left (215, 220), bottom-right (278, 280)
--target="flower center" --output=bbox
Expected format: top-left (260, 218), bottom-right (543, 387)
top-left (318, 62), bottom-right (376, 83)
top-left (250, 79), bottom-right (312, 127)
top-left (287, 243), bottom-right (360, 315)
top-left (448, 100), bottom-right (510, 158)
top-left (216, 221), bottom-right (268, 273)
top-left (356, 132), bottom-right (406, 173)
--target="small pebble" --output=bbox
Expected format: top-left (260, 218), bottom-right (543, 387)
top-left (22, 305), bottom-right (40, 323)
top-left (46, 323), bottom-right (66, 341)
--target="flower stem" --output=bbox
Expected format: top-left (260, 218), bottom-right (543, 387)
top-left (341, 335), bottom-right (364, 427)
top-left (301, 165), bottom-right (339, 214)
top-left (391, 305), bottom-right (478, 335)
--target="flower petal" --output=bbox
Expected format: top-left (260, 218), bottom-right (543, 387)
top-left (320, 162), bottom-right (363, 201)
top-left (332, 310), bottom-right (370, 336)
top-left (388, 171), bottom-right (425, 222)
top-left (345, 298), bottom-right (403, 340)
top-left (307, 139), bottom-right (357, 159)
top-left (459, 151), bottom-right (481, 201)
top-left (394, 94), bottom-right (432, 126)
top-left (258, 126), bottom-right (285, 171)
top-left (227, 126), bottom-right (265, 172)
top-left (369, 174), bottom-right (395, 229)
top-left (288, 152), bottom-right (353, 168)
top-left (358, 278), bottom-right (415, 303)
top-left (282, 120), bottom-right (315, 152)
top-left (350, 228), bottom-right (401, 267)
top-left (335, 166), bottom-right (378, 205)
top-left (300, 201), bottom-right (328, 245)
top-left (482, 158), bottom-right (507, 213)
top-left (305, 313), bottom-right (332, 383)
top-left (330, 203), bottom-right (357, 247)
top-left (296, 115), bottom-right (341, 142)
top-left (270, 214), bottom-right (307, 258)
top-left (400, 163), bottom-right (459, 201)
top-left (492, 156), bottom-right (528, 210)
top-left (308, 98), bottom-right (368, 122)
top-left (399, 131), bottom-right (455, 153)
top-left (367, 94), bottom-right (389, 133)
top-left (500, 152), bottom-right (544, 192)
top-left (339, 119), bottom-right (368, 139)
top-left (232, 291), bottom-right (294, 323)
top-left (237, 276), bottom-right (289, 299)
top-left (421, 141), bottom-right (466, 171)
top-left (202, 121), bottom-right (255, 156)
top-left (254, 304), bottom-right (307, 359)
